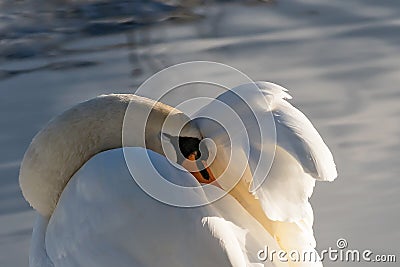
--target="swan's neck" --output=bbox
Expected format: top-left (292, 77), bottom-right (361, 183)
top-left (19, 94), bottom-right (195, 216)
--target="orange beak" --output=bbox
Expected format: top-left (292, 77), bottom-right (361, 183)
top-left (181, 153), bottom-right (221, 189)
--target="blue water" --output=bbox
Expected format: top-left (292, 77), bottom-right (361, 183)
top-left (1, 0), bottom-right (399, 266)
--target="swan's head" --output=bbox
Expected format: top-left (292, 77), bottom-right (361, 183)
top-left (162, 132), bottom-right (218, 186)
top-left (147, 109), bottom-right (218, 186)
top-left (163, 133), bottom-right (217, 185)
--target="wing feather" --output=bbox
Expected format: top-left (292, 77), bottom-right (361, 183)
top-left (257, 82), bottom-right (337, 182)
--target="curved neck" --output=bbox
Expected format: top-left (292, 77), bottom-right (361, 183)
top-left (19, 94), bottom-right (194, 216)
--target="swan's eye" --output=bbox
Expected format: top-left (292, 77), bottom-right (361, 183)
top-left (177, 137), bottom-right (201, 160)
top-left (163, 135), bottom-right (203, 164)
top-left (163, 134), bottom-right (217, 185)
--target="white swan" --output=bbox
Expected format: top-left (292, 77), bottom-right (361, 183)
top-left (20, 82), bottom-right (337, 267)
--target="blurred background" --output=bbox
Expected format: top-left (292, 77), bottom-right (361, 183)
top-left (0, 0), bottom-right (399, 266)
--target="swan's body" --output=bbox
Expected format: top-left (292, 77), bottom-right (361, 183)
top-left (20, 82), bottom-right (337, 267)
top-left (34, 148), bottom-right (284, 267)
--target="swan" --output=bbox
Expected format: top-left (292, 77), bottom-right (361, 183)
top-left (19, 82), bottom-right (337, 267)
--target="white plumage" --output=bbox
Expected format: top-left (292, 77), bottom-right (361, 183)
top-left (21, 82), bottom-right (337, 267)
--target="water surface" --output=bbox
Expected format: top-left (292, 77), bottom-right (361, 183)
top-left (1, 0), bottom-right (399, 266)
